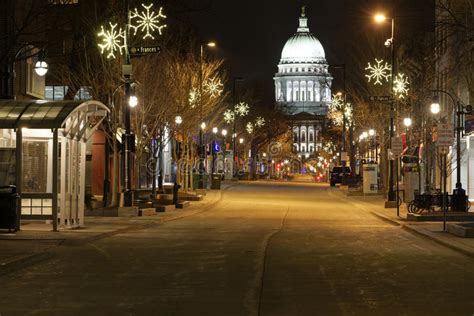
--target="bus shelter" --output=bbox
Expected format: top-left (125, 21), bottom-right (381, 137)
top-left (0, 100), bottom-right (108, 231)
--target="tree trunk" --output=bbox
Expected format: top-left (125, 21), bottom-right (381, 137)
top-left (110, 140), bottom-right (119, 207)
top-left (158, 130), bottom-right (164, 191)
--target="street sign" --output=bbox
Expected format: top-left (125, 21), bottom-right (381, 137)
top-left (437, 123), bottom-right (454, 147)
top-left (391, 136), bottom-right (403, 157)
top-left (129, 46), bottom-right (161, 56)
top-left (369, 95), bottom-right (392, 102)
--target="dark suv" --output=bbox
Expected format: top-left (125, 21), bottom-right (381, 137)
top-left (330, 166), bottom-right (351, 186)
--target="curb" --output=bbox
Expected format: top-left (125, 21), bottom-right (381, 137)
top-left (371, 210), bottom-right (474, 258)
top-left (335, 188), bottom-right (474, 259)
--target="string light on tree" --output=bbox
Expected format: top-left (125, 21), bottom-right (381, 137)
top-left (189, 88), bottom-right (200, 108)
top-left (224, 109), bottom-right (235, 124)
top-left (130, 3), bottom-right (167, 40)
top-left (234, 102), bottom-right (250, 116)
top-left (393, 73), bottom-right (410, 99)
top-left (365, 58), bottom-right (391, 85)
top-left (97, 22), bottom-right (126, 59)
top-left (204, 77), bottom-right (223, 98)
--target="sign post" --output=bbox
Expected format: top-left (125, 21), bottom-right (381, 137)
top-left (436, 123), bottom-right (453, 231)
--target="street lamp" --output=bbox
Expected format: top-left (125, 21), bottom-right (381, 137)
top-left (128, 95), bottom-right (138, 108)
top-left (333, 64), bottom-right (349, 168)
top-left (212, 127), bottom-right (218, 134)
top-left (432, 89), bottom-right (471, 211)
top-left (403, 117), bottom-right (412, 128)
top-left (200, 122), bottom-right (206, 130)
top-left (175, 115), bottom-right (182, 125)
top-left (198, 41), bottom-right (217, 188)
top-left (368, 129), bottom-right (376, 162)
top-left (431, 96), bottom-right (440, 114)
top-left (34, 60), bottom-right (48, 77)
top-left (375, 12), bottom-right (397, 205)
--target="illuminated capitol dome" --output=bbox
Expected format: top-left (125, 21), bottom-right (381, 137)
top-left (274, 6), bottom-right (332, 156)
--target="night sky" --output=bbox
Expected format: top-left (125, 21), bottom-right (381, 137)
top-left (185, 0), bottom-right (435, 106)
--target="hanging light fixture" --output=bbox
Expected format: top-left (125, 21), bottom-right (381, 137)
top-left (34, 50), bottom-right (48, 77)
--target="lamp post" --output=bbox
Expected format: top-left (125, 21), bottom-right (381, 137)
top-left (333, 64), bottom-right (348, 167)
top-left (212, 127), bottom-right (218, 173)
top-left (2, 46), bottom-right (48, 99)
top-left (404, 117), bottom-right (412, 151)
top-left (368, 129), bottom-right (376, 162)
top-left (375, 13), bottom-right (397, 205)
top-left (198, 41), bottom-right (216, 188)
top-left (96, 1), bottom-right (166, 206)
top-left (432, 89), bottom-right (471, 211)
top-left (233, 78), bottom-right (244, 178)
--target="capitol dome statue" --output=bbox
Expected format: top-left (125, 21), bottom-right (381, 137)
top-left (274, 6), bottom-right (332, 156)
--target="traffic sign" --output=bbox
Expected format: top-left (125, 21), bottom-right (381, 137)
top-left (341, 151), bottom-right (348, 162)
top-left (436, 123), bottom-right (454, 147)
top-left (369, 95), bottom-right (392, 102)
top-left (391, 136), bottom-right (403, 157)
top-left (129, 46), bottom-right (161, 56)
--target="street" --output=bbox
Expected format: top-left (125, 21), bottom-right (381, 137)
top-left (1, 182), bottom-right (474, 315)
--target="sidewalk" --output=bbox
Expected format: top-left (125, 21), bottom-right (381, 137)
top-left (0, 183), bottom-right (231, 273)
top-left (343, 191), bottom-right (474, 257)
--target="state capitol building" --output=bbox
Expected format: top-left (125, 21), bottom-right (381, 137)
top-left (274, 7), bottom-right (332, 157)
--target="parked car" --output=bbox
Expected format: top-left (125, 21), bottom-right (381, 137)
top-left (330, 166), bottom-right (351, 186)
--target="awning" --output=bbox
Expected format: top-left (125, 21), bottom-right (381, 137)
top-left (0, 100), bottom-right (108, 129)
top-left (0, 100), bottom-right (109, 141)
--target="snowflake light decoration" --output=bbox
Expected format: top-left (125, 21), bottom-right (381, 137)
top-left (189, 88), bottom-right (200, 108)
top-left (130, 3), bottom-right (167, 40)
top-left (344, 103), bottom-right (353, 125)
top-left (246, 122), bottom-right (254, 134)
top-left (328, 109), bottom-right (344, 126)
top-left (330, 94), bottom-right (344, 111)
top-left (255, 117), bottom-right (265, 128)
top-left (393, 73), bottom-right (410, 98)
top-left (365, 58), bottom-right (391, 85)
top-left (328, 102), bottom-right (352, 127)
top-left (234, 102), bottom-right (250, 117)
top-left (204, 77), bottom-right (223, 98)
top-left (223, 109), bottom-right (235, 124)
top-left (97, 23), bottom-right (126, 59)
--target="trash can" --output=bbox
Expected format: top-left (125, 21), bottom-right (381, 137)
top-left (0, 185), bottom-right (19, 232)
top-left (211, 173), bottom-right (221, 190)
top-left (452, 187), bottom-right (468, 212)
top-left (193, 173), bottom-right (209, 189)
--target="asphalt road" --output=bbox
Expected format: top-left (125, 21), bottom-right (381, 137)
top-left (1, 182), bottom-right (474, 315)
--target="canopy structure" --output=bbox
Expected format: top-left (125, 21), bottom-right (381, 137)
top-left (0, 100), bottom-right (109, 231)
top-left (0, 100), bottom-right (108, 134)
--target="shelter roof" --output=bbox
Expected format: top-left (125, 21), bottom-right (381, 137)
top-left (0, 100), bottom-right (108, 129)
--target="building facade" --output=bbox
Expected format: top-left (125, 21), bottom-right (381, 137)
top-left (435, 0), bottom-right (473, 200)
top-left (274, 7), bottom-right (332, 158)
